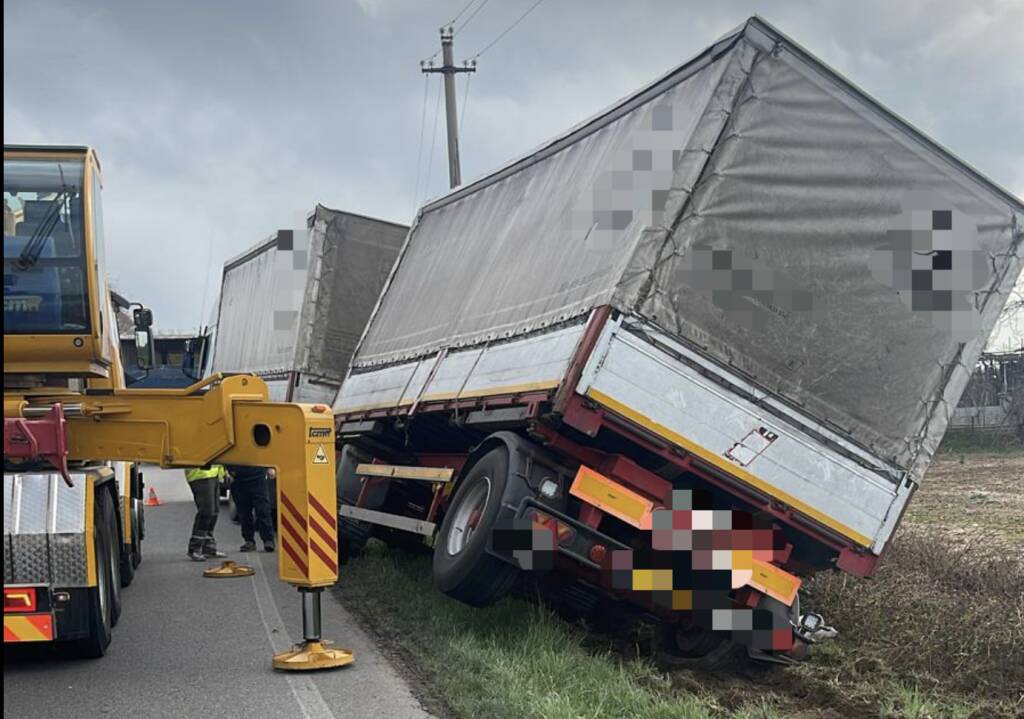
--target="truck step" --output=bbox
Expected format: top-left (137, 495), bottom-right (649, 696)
top-left (355, 463), bottom-right (453, 483)
top-left (338, 505), bottom-right (437, 536)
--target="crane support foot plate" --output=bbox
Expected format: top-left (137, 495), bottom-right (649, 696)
top-left (272, 640), bottom-right (355, 671)
top-left (202, 560), bottom-right (255, 578)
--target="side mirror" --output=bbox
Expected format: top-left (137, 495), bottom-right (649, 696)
top-left (182, 339), bottom-right (201, 380)
top-left (134, 327), bottom-right (155, 370)
top-left (132, 306), bottom-right (156, 370)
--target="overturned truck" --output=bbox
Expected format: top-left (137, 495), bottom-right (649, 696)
top-left (209, 205), bottom-right (407, 404)
top-left (333, 17), bottom-right (1024, 663)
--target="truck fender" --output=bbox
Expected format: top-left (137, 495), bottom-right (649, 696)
top-left (458, 432), bottom-right (575, 566)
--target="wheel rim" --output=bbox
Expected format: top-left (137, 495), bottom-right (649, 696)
top-left (446, 477), bottom-right (491, 556)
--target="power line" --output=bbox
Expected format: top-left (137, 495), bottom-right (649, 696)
top-left (467, 0), bottom-right (546, 60)
top-left (446, 0), bottom-right (480, 28)
top-left (412, 74), bottom-right (430, 212)
top-left (421, 0), bottom-right (484, 63)
top-left (454, 0), bottom-right (489, 35)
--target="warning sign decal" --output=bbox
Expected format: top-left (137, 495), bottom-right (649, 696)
top-left (313, 445), bottom-right (329, 464)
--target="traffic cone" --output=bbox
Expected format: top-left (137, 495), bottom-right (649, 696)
top-left (144, 487), bottom-right (162, 506)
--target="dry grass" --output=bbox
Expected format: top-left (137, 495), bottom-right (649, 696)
top-left (802, 527), bottom-right (1024, 702)
top-left (792, 450), bottom-right (1024, 717)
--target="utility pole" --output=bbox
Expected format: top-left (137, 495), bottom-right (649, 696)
top-left (421, 27), bottom-right (476, 188)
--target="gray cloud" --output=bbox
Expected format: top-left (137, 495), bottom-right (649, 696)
top-left (5, 0), bottom-right (1022, 332)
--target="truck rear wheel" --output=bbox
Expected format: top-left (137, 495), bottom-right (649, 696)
top-left (432, 447), bottom-right (517, 607)
top-left (131, 497), bottom-right (143, 568)
top-left (71, 492), bottom-right (115, 658)
top-left (100, 489), bottom-right (123, 625)
top-left (120, 498), bottom-right (138, 586)
top-left (658, 619), bottom-right (741, 669)
top-left (336, 445), bottom-right (373, 561)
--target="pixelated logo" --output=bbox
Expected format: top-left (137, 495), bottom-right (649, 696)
top-left (567, 96), bottom-right (695, 253)
top-left (601, 488), bottom-right (797, 651)
top-left (492, 510), bottom-right (558, 571)
top-left (870, 191), bottom-right (989, 340)
top-left (677, 245), bottom-right (816, 331)
top-left (269, 225), bottom-right (311, 337)
top-left (497, 487), bottom-right (800, 652)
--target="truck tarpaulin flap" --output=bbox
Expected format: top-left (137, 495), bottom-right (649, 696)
top-left (350, 17), bottom-right (1023, 481)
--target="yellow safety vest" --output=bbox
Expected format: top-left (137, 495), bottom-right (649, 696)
top-left (185, 465), bottom-right (225, 483)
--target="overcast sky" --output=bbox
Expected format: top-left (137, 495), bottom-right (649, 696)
top-left (4, 0), bottom-right (1022, 346)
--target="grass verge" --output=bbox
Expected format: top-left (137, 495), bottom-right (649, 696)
top-left (336, 542), bottom-right (790, 719)
top-left (335, 452), bottom-right (1024, 719)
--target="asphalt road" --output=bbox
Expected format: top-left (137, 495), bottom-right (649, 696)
top-left (4, 469), bottom-right (432, 719)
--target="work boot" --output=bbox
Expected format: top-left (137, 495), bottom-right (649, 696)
top-left (202, 538), bottom-right (226, 559)
top-left (240, 541), bottom-right (257, 552)
top-left (263, 539), bottom-right (275, 552)
top-left (188, 536), bottom-right (206, 561)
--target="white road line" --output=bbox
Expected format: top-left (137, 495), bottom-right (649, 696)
top-left (250, 554), bottom-right (336, 719)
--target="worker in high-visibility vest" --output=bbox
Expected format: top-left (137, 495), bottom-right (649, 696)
top-left (185, 465), bottom-right (228, 561)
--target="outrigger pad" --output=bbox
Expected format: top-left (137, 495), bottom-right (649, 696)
top-left (272, 641), bottom-right (355, 671)
top-left (202, 560), bottom-right (256, 578)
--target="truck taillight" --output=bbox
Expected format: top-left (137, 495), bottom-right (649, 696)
top-left (4, 587), bottom-right (38, 613)
top-left (525, 508), bottom-right (577, 546)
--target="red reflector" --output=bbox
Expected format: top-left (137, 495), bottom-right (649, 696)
top-left (525, 508), bottom-right (576, 546)
top-left (311, 404), bottom-right (330, 414)
top-left (589, 544), bottom-right (607, 564)
top-left (4, 587), bottom-right (38, 613)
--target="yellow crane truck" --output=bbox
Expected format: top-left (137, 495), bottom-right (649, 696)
top-left (3, 144), bottom-right (348, 669)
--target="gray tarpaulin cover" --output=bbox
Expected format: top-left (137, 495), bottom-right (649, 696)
top-left (212, 205), bottom-right (407, 382)
top-left (352, 17), bottom-right (1023, 474)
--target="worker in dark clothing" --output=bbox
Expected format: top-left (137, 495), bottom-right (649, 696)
top-left (225, 465), bottom-right (276, 552)
top-left (185, 465), bottom-right (227, 561)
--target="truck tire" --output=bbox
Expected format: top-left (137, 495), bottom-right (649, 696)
top-left (120, 498), bottom-right (139, 586)
top-left (336, 445), bottom-right (374, 562)
top-left (658, 619), bottom-right (743, 669)
top-left (375, 526), bottom-right (427, 554)
top-left (131, 498), bottom-right (143, 569)
top-left (72, 493), bottom-right (115, 658)
top-left (432, 446), bottom-right (518, 607)
top-left (100, 489), bottom-right (123, 626)
top-left (338, 515), bottom-right (371, 562)
top-left (120, 542), bottom-right (135, 586)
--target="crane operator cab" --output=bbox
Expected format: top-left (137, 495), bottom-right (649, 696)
top-left (2, 145), bottom-right (149, 382)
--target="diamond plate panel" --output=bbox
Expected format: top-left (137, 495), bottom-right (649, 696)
top-left (11, 534), bottom-right (50, 584)
top-left (4, 472), bottom-right (90, 586)
top-left (4, 534), bottom-right (14, 584)
top-left (49, 533), bottom-right (89, 587)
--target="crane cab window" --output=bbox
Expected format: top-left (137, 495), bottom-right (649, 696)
top-left (3, 157), bottom-right (90, 334)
